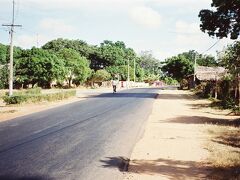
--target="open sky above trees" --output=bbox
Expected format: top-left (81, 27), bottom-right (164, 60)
top-left (0, 0), bottom-right (235, 60)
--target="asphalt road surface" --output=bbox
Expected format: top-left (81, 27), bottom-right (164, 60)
top-left (0, 88), bottom-right (159, 180)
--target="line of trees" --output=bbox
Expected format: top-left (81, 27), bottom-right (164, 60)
top-left (161, 50), bottom-right (217, 82)
top-left (0, 39), bottom-right (162, 89)
top-left (198, 0), bottom-right (240, 108)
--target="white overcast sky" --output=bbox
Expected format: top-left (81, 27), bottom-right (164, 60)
top-left (0, 0), bottom-right (235, 60)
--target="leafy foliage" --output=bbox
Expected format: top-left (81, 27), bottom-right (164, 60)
top-left (57, 48), bottom-right (91, 86)
top-left (199, 0), bottom-right (240, 39)
top-left (90, 69), bottom-right (111, 82)
top-left (0, 39), bottom-right (164, 90)
top-left (218, 41), bottom-right (240, 76)
top-left (106, 65), bottom-right (134, 81)
top-left (3, 90), bottom-right (76, 104)
top-left (180, 50), bottom-right (218, 67)
top-left (0, 65), bottom-right (8, 89)
top-left (162, 55), bottom-right (194, 81)
top-left (42, 38), bottom-right (94, 58)
top-left (139, 51), bottom-right (161, 75)
top-left (15, 48), bottom-right (66, 88)
top-left (0, 43), bottom-right (8, 64)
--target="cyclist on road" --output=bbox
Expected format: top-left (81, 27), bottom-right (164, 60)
top-left (111, 75), bottom-right (119, 93)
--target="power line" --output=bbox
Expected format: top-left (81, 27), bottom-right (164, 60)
top-left (193, 39), bottom-right (221, 87)
top-left (201, 39), bottom-right (221, 54)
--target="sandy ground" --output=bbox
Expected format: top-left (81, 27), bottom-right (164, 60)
top-left (124, 90), bottom-right (239, 180)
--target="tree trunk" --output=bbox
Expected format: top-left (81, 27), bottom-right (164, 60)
top-left (68, 78), bottom-right (72, 88)
top-left (235, 79), bottom-right (238, 100)
top-left (215, 79), bottom-right (218, 99)
top-left (238, 73), bottom-right (240, 107)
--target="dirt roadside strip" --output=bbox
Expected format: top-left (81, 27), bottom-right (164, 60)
top-left (124, 90), bottom-right (239, 180)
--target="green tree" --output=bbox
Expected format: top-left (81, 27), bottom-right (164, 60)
top-left (135, 64), bottom-right (145, 82)
top-left (57, 48), bottom-right (91, 87)
top-left (0, 44), bottom-right (8, 89)
top-left (15, 48), bottom-right (65, 88)
top-left (88, 69), bottom-right (111, 86)
top-left (162, 55), bottom-right (194, 81)
top-left (0, 65), bottom-right (8, 89)
top-left (199, 0), bottom-right (240, 106)
top-left (144, 74), bottom-right (160, 84)
top-left (99, 40), bottom-right (127, 66)
top-left (199, 0), bottom-right (240, 39)
top-left (180, 50), bottom-right (218, 67)
top-left (139, 51), bottom-right (161, 75)
top-left (0, 43), bottom-right (8, 64)
top-left (218, 42), bottom-right (240, 104)
top-left (42, 38), bottom-right (94, 58)
top-left (106, 65), bottom-right (134, 81)
top-left (197, 54), bottom-right (218, 67)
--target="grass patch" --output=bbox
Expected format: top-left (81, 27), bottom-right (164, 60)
top-left (3, 89), bottom-right (76, 104)
top-left (204, 125), bottom-right (240, 179)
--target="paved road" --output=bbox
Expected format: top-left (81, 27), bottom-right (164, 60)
top-left (0, 88), bottom-right (159, 180)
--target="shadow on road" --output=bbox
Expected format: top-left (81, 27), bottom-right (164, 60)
top-left (165, 115), bottom-right (240, 127)
top-left (90, 92), bottom-right (158, 99)
top-left (0, 175), bottom-right (54, 180)
top-left (157, 93), bottom-right (194, 100)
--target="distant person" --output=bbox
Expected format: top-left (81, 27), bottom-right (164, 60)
top-left (112, 77), bottom-right (119, 93)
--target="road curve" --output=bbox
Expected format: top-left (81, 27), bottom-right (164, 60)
top-left (0, 88), bottom-right (159, 180)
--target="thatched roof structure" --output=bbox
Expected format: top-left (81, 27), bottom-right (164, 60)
top-left (195, 66), bottom-right (227, 81)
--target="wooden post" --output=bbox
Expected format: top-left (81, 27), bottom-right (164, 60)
top-left (215, 74), bottom-right (218, 99)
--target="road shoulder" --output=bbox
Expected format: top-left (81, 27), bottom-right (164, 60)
top-left (124, 90), bottom-right (239, 180)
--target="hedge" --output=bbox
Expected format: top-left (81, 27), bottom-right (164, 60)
top-left (3, 90), bottom-right (76, 104)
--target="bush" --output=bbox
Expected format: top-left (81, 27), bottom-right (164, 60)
top-left (195, 82), bottom-right (214, 98)
top-left (3, 95), bottom-right (28, 104)
top-left (3, 90), bottom-right (76, 104)
top-left (163, 77), bottom-right (179, 85)
top-left (179, 79), bottom-right (189, 90)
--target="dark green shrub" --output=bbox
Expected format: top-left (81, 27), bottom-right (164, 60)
top-left (179, 79), bottom-right (188, 90)
top-left (221, 97), bottom-right (235, 109)
top-left (195, 82), bottom-right (215, 98)
top-left (3, 90), bottom-right (76, 104)
top-left (3, 95), bottom-right (28, 104)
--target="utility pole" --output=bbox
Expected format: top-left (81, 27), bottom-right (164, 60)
top-left (127, 58), bottom-right (130, 89)
top-left (193, 53), bottom-right (197, 88)
top-left (2, 0), bottom-right (22, 96)
top-left (133, 58), bottom-right (136, 84)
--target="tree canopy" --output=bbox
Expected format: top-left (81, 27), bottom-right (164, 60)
top-left (57, 48), bottom-right (91, 87)
top-left (199, 0), bottom-right (240, 39)
top-left (15, 48), bottom-right (66, 88)
top-left (162, 55), bottom-right (194, 81)
top-left (0, 39), bottom-right (164, 89)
